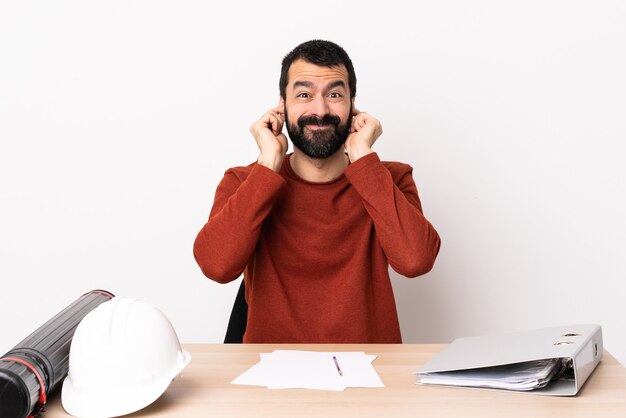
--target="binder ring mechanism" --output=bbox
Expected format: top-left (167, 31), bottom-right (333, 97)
top-left (553, 332), bottom-right (581, 346)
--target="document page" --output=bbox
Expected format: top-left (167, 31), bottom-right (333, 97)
top-left (232, 350), bottom-right (384, 391)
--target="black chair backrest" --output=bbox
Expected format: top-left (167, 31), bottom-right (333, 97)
top-left (224, 280), bottom-right (247, 343)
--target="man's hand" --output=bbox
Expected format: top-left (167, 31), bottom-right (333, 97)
top-left (344, 109), bottom-right (382, 162)
top-left (250, 107), bottom-right (288, 172)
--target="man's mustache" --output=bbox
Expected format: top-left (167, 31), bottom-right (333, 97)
top-left (297, 114), bottom-right (341, 128)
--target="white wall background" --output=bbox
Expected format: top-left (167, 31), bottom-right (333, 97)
top-left (1, 1), bottom-right (625, 365)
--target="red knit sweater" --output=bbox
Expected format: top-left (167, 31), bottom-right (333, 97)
top-left (193, 152), bottom-right (440, 343)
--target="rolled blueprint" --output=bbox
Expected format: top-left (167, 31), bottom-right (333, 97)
top-left (0, 290), bottom-right (114, 418)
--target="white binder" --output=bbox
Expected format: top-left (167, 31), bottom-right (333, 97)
top-left (415, 324), bottom-right (603, 396)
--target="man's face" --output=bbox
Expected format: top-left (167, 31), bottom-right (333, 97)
top-left (282, 59), bottom-right (353, 159)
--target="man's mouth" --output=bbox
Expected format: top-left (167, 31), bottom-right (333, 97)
top-left (305, 124), bottom-right (333, 130)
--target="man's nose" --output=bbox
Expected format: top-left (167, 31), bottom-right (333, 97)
top-left (308, 96), bottom-right (330, 118)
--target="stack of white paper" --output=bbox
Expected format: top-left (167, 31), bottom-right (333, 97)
top-left (231, 350), bottom-right (384, 391)
top-left (416, 358), bottom-right (566, 391)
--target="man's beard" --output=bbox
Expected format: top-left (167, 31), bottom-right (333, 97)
top-left (285, 107), bottom-right (351, 159)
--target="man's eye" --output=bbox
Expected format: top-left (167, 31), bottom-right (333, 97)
top-left (297, 93), bottom-right (310, 98)
top-left (328, 92), bottom-right (342, 99)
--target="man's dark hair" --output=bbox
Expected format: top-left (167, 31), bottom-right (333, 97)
top-left (279, 40), bottom-right (356, 100)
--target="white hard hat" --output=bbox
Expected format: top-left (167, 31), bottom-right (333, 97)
top-left (61, 297), bottom-right (191, 418)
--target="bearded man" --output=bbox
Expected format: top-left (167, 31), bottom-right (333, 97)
top-left (193, 40), bottom-right (441, 343)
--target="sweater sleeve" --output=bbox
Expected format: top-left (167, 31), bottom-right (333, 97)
top-left (344, 152), bottom-right (441, 278)
top-left (193, 163), bottom-right (286, 283)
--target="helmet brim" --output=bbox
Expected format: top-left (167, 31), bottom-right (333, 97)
top-left (61, 350), bottom-right (191, 418)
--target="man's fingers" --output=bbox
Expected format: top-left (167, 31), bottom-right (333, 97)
top-left (250, 108), bottom-right (288, 152)
top-left (269, 111), bottom-right (283, 135)
top-left (351, 112), bottom-right (367, 132)
top-left (348, 110), bottom-right (383, 141)
top-left (273, 106), bottom-right (284, 117)
top-left (252, 110), bottom-right (283, 136)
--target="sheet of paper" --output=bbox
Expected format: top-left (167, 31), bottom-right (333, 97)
top-left (230, 356), bottom-right (272, 387)
top-left (231, 350), bottom-right (384, 391)
top-left (324, 352), bottom-right (383, 389)
top-left (262, 350), bottom-right (347, 391)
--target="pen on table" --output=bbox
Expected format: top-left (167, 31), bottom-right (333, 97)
top-left (332, 355), bottom-right (343, 376)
